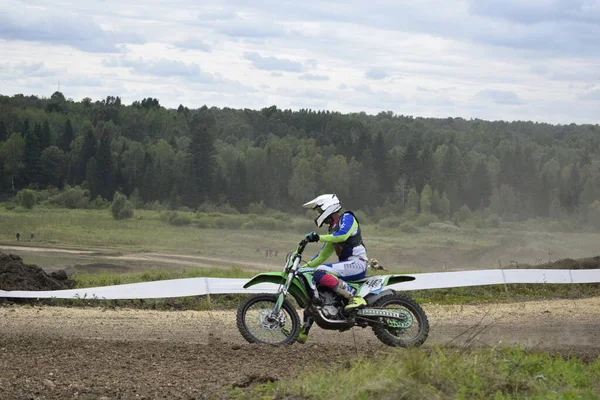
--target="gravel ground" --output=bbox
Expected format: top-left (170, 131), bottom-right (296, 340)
top-left (1, 297), bottom-right (599, 399)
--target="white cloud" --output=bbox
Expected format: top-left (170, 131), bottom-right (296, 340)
top-left (0, 62), bottom-right (55, 78)
top-left (0, 4), bottom-right (143, 53)
top-left (215, 18), bottom-right (286, 38)
top-left (474, 89), bottom-right (524, 105)
top-left (243, 52), bottom-right (304, 72)
top-left (578, 89), bottom-right (600, 101)
top-left (365, 68), bottom-right (388, 80)
top-left (103, 57), bottom-right (217, 81)
top-left (299, 74), bottom-right (329, 81)
top-left (173, 38), bottom-right (212, 52)
top-left (1, 0), bottom-right (599, 123)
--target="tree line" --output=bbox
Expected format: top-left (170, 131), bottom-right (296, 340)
top-left (1, 91), bottom-right (599, 223)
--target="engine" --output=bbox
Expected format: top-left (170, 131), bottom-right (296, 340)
top-left (319, 290), bottom-right (341, 319)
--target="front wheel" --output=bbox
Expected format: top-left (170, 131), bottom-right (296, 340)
top-left (236, 294), bottom-right (300, 345)
top-left (371, 293), bottom-right (429, 347)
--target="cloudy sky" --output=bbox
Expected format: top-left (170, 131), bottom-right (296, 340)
top-left (1, 0), bottom-right (599, 124)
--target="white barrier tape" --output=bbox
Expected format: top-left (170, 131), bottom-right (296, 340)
top-left (0, 269), bottom-right (599, 300)
top-left (386, 269), bottom-right (600, 291)
top-left (0, 278), bottom-right (276, 300)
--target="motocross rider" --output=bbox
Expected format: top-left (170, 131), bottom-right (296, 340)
top-left (298, 194), bottom-right (368, 343)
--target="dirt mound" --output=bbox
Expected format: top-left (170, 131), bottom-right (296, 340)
top-left (519, 255), bottom-right (600, 270)
top-left (0, 252), bottom-right (74, 291)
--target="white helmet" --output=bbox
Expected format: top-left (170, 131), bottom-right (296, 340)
top-left (302, 194), bottom-right (342, 228)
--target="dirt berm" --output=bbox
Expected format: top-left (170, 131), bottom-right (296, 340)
top-left (0, 252), bottom-right (74, 291)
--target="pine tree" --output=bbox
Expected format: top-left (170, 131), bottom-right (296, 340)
top-left (40, 119), bottom-right (52, 149)
top-left (140, 152), bottom-right (155, 203)
top-left (0, 157), bottom-right (4, 193)
top-left (372, 132), bottom-right (390, 195)
top-left (22, 118), bottom-right (30, 136)
top-left (353, 131), bottom-right (371, 160)
top-left (114, 152), bottom-right (125, 195)
top-left (23, 128), bottom-right (41, 185)
top-left (431, 189), bottom-right (442, 216)
top-left (1, 132), bottom-right (25, 192)
top-left (416, 145), bottom-right (433, 194)
top-left (95, 130), bottom-right (115, 200)
top-left (467, 160), bottom-right (492, 210)
top-left (39, 146), bottom-right (66, 188)
top-left (60, 119), bottom-right (75, 152)
top-left (77, 128), bottom-right (97, 184)
top-left (420, 184), bottom-right (433, 214)
top-left (438, 192), bottom-right (450, 218)
top-left (0, 120), bottom-right (8, 142)
top-left (189, 112), bottom-right (216, 205)
top-left (559, 164), bottom-right (580, 212)
top-left (86, 157), bottom-right (100, 198)
top-left (401, 140), bottom-right (419, 188)
top-left (230, 158), bottom-right (248, 211)
top-left (406, 187), bottom-right (420, 214)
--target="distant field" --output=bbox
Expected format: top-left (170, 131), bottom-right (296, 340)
top-left (1, 207), bottom-right (600, 274)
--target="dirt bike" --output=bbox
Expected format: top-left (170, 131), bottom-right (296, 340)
top-left (236, 239), bottom-right (429, 346)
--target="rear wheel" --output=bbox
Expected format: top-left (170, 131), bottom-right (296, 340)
top-left (236, 294), bottom-right (300, 345)
top-left (371, 293), bottom-right (429, 347)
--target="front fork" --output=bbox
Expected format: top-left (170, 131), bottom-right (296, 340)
top-left (271, 269), bottom-right (295, 314)
top-left (273, 292), bottom-right (285, 314)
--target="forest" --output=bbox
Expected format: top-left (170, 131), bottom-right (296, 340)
top-left (1, 91), bottom-right (599, 227)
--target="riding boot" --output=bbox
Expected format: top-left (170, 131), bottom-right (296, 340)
top-left (333, 280), bottom-right (356, 298)
top-left (334, 281), bottom-right (367, 311)
top-left (297, 315), bottom-right (313, 344)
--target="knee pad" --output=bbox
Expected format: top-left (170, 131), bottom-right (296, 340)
top-left (313, 270), bottom-right (339, 288)
top-left (313, 269), bottom-right (327, 283)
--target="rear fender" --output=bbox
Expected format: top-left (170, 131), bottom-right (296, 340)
top-left (385, 275), bottom-right (416, 286)
top-left (364, 289), bottom-right (395, 305)
top-left (354, 274), bottom-right (416, 296)
top-left (243, 272), bottom-right (309, 308)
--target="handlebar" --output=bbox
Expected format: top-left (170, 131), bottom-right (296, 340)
top-left (297, 239), bottom-right (308, 255)
top-left (283, 239), bottom-right (309, 273)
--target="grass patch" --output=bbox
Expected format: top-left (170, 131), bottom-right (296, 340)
top-left (62, 266), bottom-right (257, 311)
top-left (72, 266), bottom-right (255, 288)
top-left (0, 207), bottom-right (498, 264)
top-left (3, 207), bottom-right (600, 275)
top-left (232, 346), bottom-right (600, 399)
top-left (409, 283), bottom-right (600, 305)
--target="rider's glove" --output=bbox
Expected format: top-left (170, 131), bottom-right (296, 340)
top-left (305, 232), bottom-right (320, 243)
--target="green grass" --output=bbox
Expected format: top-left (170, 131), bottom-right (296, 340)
top-left (72, 266), bottom-right (256, 288)
top-left (231, 346), bottom-right (600, 399)
top-left (0, 207), bottom-right (495, 259)
top-left (409, 283), bottom-right (600, 305)
top-left (2, 206), bottom-right (600, 275)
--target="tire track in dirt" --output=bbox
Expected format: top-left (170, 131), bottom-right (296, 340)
top-left (0, 244), bottom-right (279, 271)
top-left (1, 298), bottom-right (599, 399)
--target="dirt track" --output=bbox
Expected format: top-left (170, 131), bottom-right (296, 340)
top-left (0, 244), bottom-right (279, 272)
top-left (1, 297), bottom-right (599, 399)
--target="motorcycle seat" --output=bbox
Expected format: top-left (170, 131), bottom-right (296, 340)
top-left (344, 276), bottom-right (382, 283)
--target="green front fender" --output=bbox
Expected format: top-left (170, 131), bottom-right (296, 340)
top-left (243, 272), bottom-right (310, 308)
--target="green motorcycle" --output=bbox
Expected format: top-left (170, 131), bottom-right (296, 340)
top-left (236, 239), bottom-right (429, 346)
